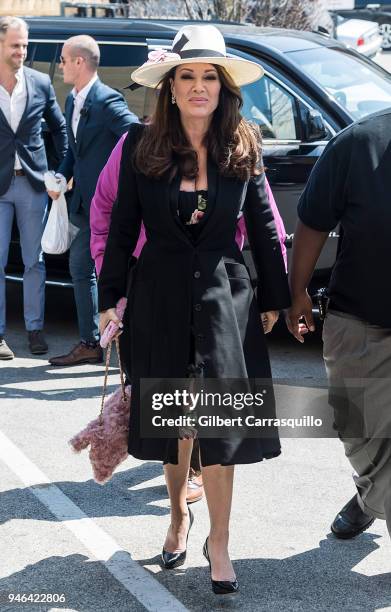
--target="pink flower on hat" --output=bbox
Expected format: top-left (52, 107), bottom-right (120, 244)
top-left (147, 49), bottom-right (181, 64)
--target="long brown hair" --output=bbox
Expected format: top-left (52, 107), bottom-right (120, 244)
top-left (133, 64), bottom-right (262, 182)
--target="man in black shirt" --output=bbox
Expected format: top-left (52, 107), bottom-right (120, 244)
top-left (287, 108), bottom-right (391, 541)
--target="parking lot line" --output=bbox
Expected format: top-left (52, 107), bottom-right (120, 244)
top-left (0, 430), bottom-right (188, 612)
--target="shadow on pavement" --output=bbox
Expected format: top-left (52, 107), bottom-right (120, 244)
top-left (151, 532), bottom-right (391, 611)
top-left (0, 552), bottom-right (145, 612)
top-left (0, 362), bottom-right (121, 402)
top-left (0, 533), bottom-right (390, 611)
top-left (0, 463), bottom-right (169, 527)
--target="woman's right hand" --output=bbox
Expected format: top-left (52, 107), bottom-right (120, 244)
top-left (99, 308), bottom-right (123, 337)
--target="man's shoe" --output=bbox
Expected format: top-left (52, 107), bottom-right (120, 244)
top-left (331, 494), bottom-right (375, 539)
top-left (28, 330), bottom-right (48, 355)
top-left (0, 338), bottom-right (14, 360)
top-left (49, 342), bottom-right (103, 367)
top-left (186, 471), bottom-right (204, 504)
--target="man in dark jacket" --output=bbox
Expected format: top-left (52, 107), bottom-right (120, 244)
top-left (48, 34), bottom-right (138, 367)
top-left (0, 16), bottom-right (67, 359)
top-left (287, 109), bottom-right (391, 541)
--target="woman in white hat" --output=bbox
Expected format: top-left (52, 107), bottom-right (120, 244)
top-left (98, 24), bottom-right (290, 594)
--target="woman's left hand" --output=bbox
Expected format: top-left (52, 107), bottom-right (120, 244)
top-left (261, 310), bottom-right (279, 334)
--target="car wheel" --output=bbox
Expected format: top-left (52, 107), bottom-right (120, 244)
top-left (380, 23), bottom-right (391, 50)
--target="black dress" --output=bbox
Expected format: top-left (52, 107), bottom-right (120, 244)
top-left (176, 189), bottom-right (209, 239)
top-left (98, 123), bottom-right (291, 467)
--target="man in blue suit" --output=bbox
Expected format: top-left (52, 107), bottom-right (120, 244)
top-left (48, 35), bottom-right (138, 367)
top-left (0, 17), bottom-right (67, 360)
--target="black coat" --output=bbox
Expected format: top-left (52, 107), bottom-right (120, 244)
top-left (98, 123), bottom-right (291, 466)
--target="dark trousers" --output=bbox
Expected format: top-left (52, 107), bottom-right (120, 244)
top-left (69, 221), bottom-right (99, 343)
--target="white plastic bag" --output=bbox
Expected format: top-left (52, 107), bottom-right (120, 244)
top-left (42, 172), bottom-right (78, 255)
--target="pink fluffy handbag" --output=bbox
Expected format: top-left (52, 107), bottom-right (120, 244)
top-left (69, 337), bottom-right (131, 484)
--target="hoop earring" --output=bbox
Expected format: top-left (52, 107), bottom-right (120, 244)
top-left (171, 94), bottom-right (176, 105)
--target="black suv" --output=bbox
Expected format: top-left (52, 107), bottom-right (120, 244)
top-left (7, 17), bottom-right (391, 290)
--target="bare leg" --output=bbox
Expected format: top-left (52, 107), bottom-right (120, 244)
top-left (163, 439), bottom-right (193, 552)
top-left (190, 438), bottom-right (201, 474)
top-left (202, 464), bottom-right (236, 581)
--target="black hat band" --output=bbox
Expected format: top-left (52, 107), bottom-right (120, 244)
top-left (177, 49), bottom-right (226, 59)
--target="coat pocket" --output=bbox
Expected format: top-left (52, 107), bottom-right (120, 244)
top-left (224, 261), bottom-right (251, 281)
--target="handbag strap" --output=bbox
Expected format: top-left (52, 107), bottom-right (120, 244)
top-left (99, 337), bottom-right (127, 421)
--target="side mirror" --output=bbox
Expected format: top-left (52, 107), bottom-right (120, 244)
top-left (300, 107), bottom-right (328, 142)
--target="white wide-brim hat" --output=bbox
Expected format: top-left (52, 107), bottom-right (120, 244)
top-left (131, 24), bottom-right (264, 88)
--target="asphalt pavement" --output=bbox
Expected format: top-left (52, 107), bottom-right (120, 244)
top-left (1, 282), bottom-right (390, 612)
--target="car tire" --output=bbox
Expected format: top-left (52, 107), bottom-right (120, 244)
top-left (380, 22), bottom-right (391, 50)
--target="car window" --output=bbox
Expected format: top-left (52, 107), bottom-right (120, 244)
top-left (241, 76), bottom-right (298, 140)
top-left (53, 44), bottom-right (146, 118)
top-left (26, 42), bottom-right (58, 78)
top-left (32, 41), bottom-right (149, 118)
top-left (93, 43), bottom-right (148, 119)
top-left (288, 46), bottom-right (391, 119)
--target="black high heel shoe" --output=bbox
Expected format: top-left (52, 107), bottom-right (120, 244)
top-left (203, 537), bottom-right (239, 595)
top-left (161, 507), bottom-right (194, 569)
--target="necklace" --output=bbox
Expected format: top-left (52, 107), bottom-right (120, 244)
top-left (177, 173), bottom-right (208, 225)
top-left (197, 192), bottom-right (207, 211)
top-left (194, 175), bottom-right (207, 219)
top-left (194, 175), bottom-right (207, 210)
top-left (176, 177), bottom-right (208, 226)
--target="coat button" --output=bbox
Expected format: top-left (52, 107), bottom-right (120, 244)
top-left (194, 271), bottom-right (201, 279)
top-left (194, 304), bottom-right (202, 311)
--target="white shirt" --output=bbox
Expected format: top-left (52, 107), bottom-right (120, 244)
top-left (71, 74), bottom-right (98, 139)
top-left (55, 75), bottom-right (98, 186)
top-left (0, 67), bottom-right (27, 170)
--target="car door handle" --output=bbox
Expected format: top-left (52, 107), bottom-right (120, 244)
top-left (265, 166), bottom-right (278, 177)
